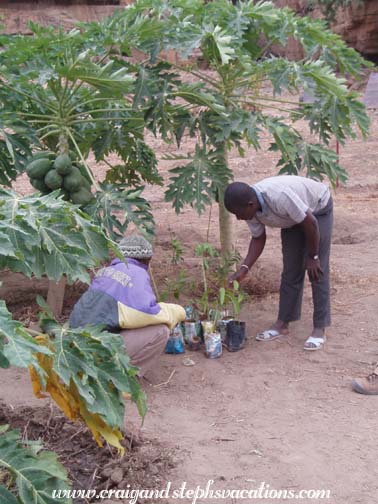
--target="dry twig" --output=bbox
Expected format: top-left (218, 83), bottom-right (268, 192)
top-left (153, 370), bottom-right (176, 388)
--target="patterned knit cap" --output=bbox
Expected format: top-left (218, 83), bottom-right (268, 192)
top-left (119, 234), bottom-right (153, 259)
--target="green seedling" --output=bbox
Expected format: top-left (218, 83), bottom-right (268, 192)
top-left (215, 250), bottom-right (242, 285)
top-left (170, 235), bottom-right (184, 265)
top-left (160, 269), bottom-right (192, 302)
top-left (219, 280), bottom-right (245, 320)
top-left (194, 243), bottom-right (219, 319)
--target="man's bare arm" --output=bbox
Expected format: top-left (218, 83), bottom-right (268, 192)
top-left (229, 231), bottom-right (266, 284)
top-left (299, 210), bottom-right (323, 282)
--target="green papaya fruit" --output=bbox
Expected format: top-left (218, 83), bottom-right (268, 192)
top-left (26, 158), bottom-right (53, 180)
top-left (44, 169), bottom-right (63, 190)
top-left (30, 178), bottom-right (50, 193)
top-left (70, 187), bottom-right (93, 206)
top-left (63, 166), bottom-right (82, 192)
top-left (28, 151), bottom-right (55, 162)
top-left (54, 154), bottom-right (73, 175)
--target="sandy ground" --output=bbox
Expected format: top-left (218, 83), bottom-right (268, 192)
top-left (1, 99), bottom-right (378, 503)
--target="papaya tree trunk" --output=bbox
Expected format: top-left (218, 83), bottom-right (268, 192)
top-left (218, 145), bottom-right (233, 257)
top-left (218, 191), bottom-right (233, 256)
top-left (47, 277), bottom-right (67, 318)
top-left (58, 133), bottom-right (69, 155)
top-left (47, 132), bottom-right (70, 315)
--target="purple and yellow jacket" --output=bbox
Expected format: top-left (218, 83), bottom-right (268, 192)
top-left (69, 258), bottom-right (185, 331)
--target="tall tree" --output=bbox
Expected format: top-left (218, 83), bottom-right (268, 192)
top-left (100, 0), bottom-right (370, 254)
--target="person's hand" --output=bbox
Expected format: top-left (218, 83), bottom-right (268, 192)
top-left (306, 257), bottom-right (323, 282)
top-left (228, 267), bottom-right (248, 286)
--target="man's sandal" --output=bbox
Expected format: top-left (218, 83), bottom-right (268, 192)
top-left (303, 335), bottom-right (326, 351)
top-left (256, 329), bottom-right (286, 342)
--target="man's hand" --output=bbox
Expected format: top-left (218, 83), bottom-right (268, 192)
top-left (227, 233), bottom-right (265, 287)
top-left (306, 257), bottom-right (323, 282)
top-left (228, 267), bottom-right (248, 286)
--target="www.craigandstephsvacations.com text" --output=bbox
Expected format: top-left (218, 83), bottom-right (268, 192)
top-left (52, 480), bottom-right (331, 503)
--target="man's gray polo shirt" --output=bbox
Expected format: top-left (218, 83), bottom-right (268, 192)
top-left (247, 175), bottom-right (331, 238)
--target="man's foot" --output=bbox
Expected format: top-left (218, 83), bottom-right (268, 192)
top-left (352, 373), bottom-right (378, 395)
top-left (256, 320), bottom-right (289, 341)
top-left (304, 328), bottom-right (325, 351)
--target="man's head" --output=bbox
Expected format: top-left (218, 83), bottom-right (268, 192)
top-left (119, 234), bottom-right (153, 265)
top-left (224, 182), bottom-right (260, 220)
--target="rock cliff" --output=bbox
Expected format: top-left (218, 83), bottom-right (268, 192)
top-left (275, 0), bottom-right (378, 60)
top-left (1, 1), bottom-right (377, 60)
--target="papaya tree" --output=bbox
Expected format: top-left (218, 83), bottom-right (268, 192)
top-left (0, 25), bottom-right (153, 449)
top-left (0, 23), bottom-right (157, 239)
top-left (98, 0), bottom-right (370, 254)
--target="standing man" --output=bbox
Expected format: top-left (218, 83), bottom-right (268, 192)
top-left (224, 175), bottom-right (333, 350)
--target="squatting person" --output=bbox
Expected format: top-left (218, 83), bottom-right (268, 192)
top-left (69, 234), bottom-right (185, 376)
top-left (224, 175), bottom-right (333, 351)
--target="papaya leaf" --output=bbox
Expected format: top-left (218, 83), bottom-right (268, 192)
top-left (165, 145), bottom-right (232, 214)
top-left (0, 427), bottom-right (72, 504)
top-left (277, 142), bottom-right (347, 187)
top-left (85, 183), bottom-right (155, 240)
top-left (0, 125), bottom-right (33, 185)
top-left (103, 139), bottom-right (162, 187)
top-left (202, 25), bottom-right (235, 66)
top-left (29, 323), bottom-right (147, 450)
top-left (0, 485), bottom-right (19, 504)
top-left (0, 301), bottom-right (51, 377)
top-left (0, 231), bottom-right (15, 257)
top-left (0, 189), bottom-right (113, 283)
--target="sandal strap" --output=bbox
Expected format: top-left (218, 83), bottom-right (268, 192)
top-left (257, 329), bottom-right (280, 340)
top-left (305, 336), bottom-right (325, 347)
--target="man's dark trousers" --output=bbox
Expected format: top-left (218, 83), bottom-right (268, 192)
top-left (278, 197), bottom-right (333, 328)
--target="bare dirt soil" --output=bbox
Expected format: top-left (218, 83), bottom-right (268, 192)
top-left (0, 401), bottom-right (175, 503)
top-left (1, 90), bottom-right (378, 503)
